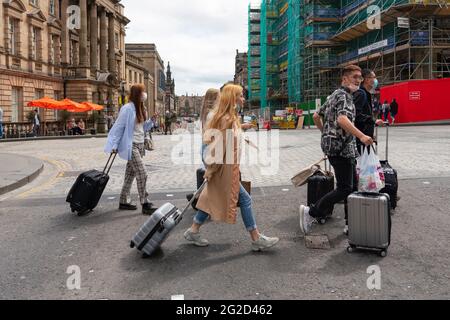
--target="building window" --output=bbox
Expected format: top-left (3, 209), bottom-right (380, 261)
top-left (49, 35), bottom-right (55, 64)
top-left (8, 18), bottom-right (18, 56)
top-left (31, 27), bottom-right (42, 61)
top-left (115, 33), bottom-right (119, 49)
top-left (49, 0), bottom-right (55, 16)
top-left (35, 89), bottom-right (44, 100)
top-left (54, 91), bottom-right (61, 119)
top-left (129, 70), bottom-right (132, 84)
top-left (134, 72), bottom-right (137, 83)
top-left (11, 87), bottom-right (23, 122)
top-left (29, 0), bottom-right (39, 7)
top-left (70, 40), bottom-right (78, 65)
top-left (139, 74), bottom-right (142, 84)
top-left (34, 89), bottom-right (44, 119)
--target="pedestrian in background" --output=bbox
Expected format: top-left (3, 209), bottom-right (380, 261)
top-left (382, 100), bottom-right (391, 123)
top-left (164, 111), bottom-right (172, 135)
top-left (184, 84), bottom-right (279, 252)
top-left (32, 109), bottom-right (41, 137)
top-left (0, 106), bottom-right (4, 139)
top-left (390, 98), bottom-right (399, 125)
top-left (199, 88), bottom-right (220, 165)
top-left (105, 84), bottom-right (157, 215)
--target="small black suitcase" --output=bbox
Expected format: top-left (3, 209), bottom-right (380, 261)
top-left (66, 153), bottom-right (117, 216)
top-left (196, 168), bottom-right (206, 189)
top-left (186, 168), bottom-right (205, 210)
top-left (307, 160), bottom-right (335, 225)
top-left (376, 123), bottom-right (399, 210)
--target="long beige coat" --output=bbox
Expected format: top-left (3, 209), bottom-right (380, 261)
top-left (196, 118), bottom-right (241, 225)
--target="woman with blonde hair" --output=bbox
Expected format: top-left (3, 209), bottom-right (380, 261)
top-left (200, 88), bottom-right (220, 132)
top-left (184, 84), bottom-right (279, 252)
top-left (105, 84), bottom-right (157, 215)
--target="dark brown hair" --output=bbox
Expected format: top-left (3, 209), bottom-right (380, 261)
top-left (341, 65), bottom-right (362, 78)
top-left (129, 84), bottom-right (146, 123)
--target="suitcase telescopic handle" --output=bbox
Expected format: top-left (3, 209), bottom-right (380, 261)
top-left (180, 180), bottom-right (208, 216)
top-left (103, 152), bottom-right (117, 175)
top-left (375, 122), bottom-right (390, 161)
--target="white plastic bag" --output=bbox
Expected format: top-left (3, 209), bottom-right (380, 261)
top-left (356, 147), bottom-right (385, 192)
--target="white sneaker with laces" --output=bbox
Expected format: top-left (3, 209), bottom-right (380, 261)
top-left (252, 234), bottom-right (280, 252)
top-left (184, 228), bottom-right (209, 247)
top-left (343, 225), bottom-right (349, 236)
top-left (299, 205), bottom-right (316, 235)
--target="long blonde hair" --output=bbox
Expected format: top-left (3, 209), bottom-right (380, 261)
top-left (200, 88), bottom-right (220, 128)
top-left (207, 84), bottom-right (242, 131)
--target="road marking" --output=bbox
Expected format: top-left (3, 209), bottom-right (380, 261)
top-left (16, 158), bottom-right (72, 199)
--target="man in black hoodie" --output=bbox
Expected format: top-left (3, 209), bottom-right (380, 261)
top-left (353, 69), bottom-right (385, 155)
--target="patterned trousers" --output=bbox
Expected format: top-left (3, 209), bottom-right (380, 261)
top-left (120, 143), bottom-right (149, 205)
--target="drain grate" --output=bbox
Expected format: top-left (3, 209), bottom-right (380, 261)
top-left (305, 234), bottom-right (331, 250)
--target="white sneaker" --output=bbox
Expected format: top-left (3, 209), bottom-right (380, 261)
top-left (343, 225), bottom-right (349, 236)
top-left (299, 205), bottom-right (316, 235)
top-left (184, 228), bottom-right (209, 247)
top-left (252, 234), bottom-right (280, 252)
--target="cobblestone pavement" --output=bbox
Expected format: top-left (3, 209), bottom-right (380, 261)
top-left (0, 126), bottom-right (449, 300)
top-left (0, 126), bottom-right (449, 201)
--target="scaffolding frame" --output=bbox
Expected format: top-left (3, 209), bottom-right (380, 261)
top-left (248, 4), bottom-right (262, 106)
top-left (248, 0), bottom-right (450, 119)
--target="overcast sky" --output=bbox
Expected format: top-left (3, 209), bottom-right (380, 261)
top-left (121, 0), bottom-right (252, 96)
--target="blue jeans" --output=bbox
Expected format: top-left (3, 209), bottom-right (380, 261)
top-left (201, 143), bottom-right (207, 167)
top-left (193, 183), bottom-right (257, 232)
top-left (0, 123), bottom-right (3, 139)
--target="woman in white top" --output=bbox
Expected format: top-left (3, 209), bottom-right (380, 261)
top-left (105, 84), bottom-right (156, 215)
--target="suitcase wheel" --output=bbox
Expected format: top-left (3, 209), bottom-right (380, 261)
top-left (319, 218), bottom-right (327, 225)
top-left (130, 241), bottom-right (135, 249)
top-left (380, 250), bottom-right (388, 258)
top-left (77, 209), bottom-right (91, 217)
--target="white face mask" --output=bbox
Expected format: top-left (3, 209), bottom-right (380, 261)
top-left (141, 92), bottom-right (148, 102)
top-left (348, 83), bottom-right (359, 93)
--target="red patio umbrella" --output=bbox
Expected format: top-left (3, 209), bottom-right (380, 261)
top-left (27, 97), bottom-right (67, 110)
top-left (61, 98), bottom-right (91, 113)
top-left (81, 102), bottom-right (104, 111)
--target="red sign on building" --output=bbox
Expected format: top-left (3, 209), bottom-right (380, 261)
top-left (409, 91), bottom-right (421, 101)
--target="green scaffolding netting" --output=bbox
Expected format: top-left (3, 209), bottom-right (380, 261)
top-left (249, 0), bottom-right (450, 122)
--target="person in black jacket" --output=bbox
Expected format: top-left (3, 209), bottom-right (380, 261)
top-left (353, 69), bottom-right (385, 155)
top-left (390, 98), bottom-right (399, 125)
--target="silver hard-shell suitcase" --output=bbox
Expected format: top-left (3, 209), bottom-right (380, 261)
top-left (347, 192), bottom-right (392, 257)
top-left (130, 181), bottom-right (207, 257)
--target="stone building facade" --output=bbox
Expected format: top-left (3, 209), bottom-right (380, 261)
top-left (124, 52), bottom-right (154, 116)
top-left (125, 43), bottom-right (166, 117)
top-left (0, 0), bottom-right (129, 133)
top-left (177, 94), bottom-right (203, 117)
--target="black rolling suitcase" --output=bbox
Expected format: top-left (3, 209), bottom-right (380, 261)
top-left (186, 168), bottom-right (205, 210)
top-left (307, 159), bottom-right (335, 224)
top-left (376, 123), bottom-right (399, 210)
top-left (66, 152), bottom-right (117, 216)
